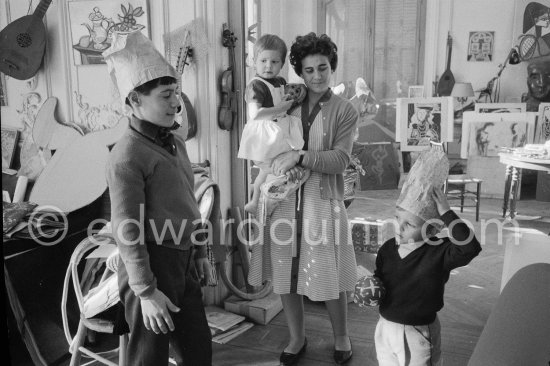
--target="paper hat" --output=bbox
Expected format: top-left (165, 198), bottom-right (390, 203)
top-left (396, 149), bottom-right (449, 222)
top-left (103, 31), bottom-right (178, 103)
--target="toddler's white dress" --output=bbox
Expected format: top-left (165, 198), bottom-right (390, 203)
top-left (238, 77), bottom-right (304, 165)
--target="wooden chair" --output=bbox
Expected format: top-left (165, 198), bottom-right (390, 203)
top-left (61, 236), bottom-right (128, 366)
top-left (430, 141), bottom-right (483, 221)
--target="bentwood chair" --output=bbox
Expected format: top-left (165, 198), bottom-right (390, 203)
top-left (430, 141), bottom-right (483, 221)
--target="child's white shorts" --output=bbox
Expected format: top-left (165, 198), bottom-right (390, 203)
top-left (375, 315), bottom-right (441, 366)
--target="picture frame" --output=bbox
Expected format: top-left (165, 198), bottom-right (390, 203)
top-left (1, 127), bottom-right (20, 169)
top-left (534, 103), bottom-right (550, 143)
top-left (396, 97), bottom-right (454, 151)
top-left (467, 31), bottom-right (495, 62)
top-left (408, 86), bottom-right (425, 98)
top-left (460, 111), bottom-right (536, 158)
top-left (474, 103), bottom-right (527, 113)
top-left (68, 0), bottom-right (150, 65)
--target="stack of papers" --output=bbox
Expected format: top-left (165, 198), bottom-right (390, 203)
top-left (205, 306), bottom-right (253, 344)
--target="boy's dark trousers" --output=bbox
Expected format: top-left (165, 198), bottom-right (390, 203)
top-left (118, 244), bottom-right (212, 365)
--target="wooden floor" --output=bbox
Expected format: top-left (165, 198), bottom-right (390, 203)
top-left (7, 190), bottom-right (550, 365)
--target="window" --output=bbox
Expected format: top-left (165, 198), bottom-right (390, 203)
top-left (243, 0), bottom-right (426, 100)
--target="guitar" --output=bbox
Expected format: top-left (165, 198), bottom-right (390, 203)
top-left (0, 0), bottom-right (52, 80)
top-left (437, 32), bottom-right (455, 97)
top-left (218, 23), bottom-right (238, 131)
top-left (174, 32), bottom-right (198, 140)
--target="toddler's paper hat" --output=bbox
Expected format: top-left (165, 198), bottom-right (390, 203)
top-left (396, 149), bottom-right (449, 222)
top-left (102, 31), bottom-right (178, 103)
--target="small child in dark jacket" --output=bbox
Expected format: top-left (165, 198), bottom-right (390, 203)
top-left (374, 151), bottom-right (481, 366)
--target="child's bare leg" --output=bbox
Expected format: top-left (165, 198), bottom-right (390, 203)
top-left (245, 169), bottom-right (268, 215)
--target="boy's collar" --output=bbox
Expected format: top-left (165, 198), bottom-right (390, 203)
top-left (130, 115), bottom-right (179, 140)
top-left (397, 240), bottom-right (425, 249)
top-left (130, 115), bottom-right (179, 155)
top-left (130, 115), bottom-right (161, 141)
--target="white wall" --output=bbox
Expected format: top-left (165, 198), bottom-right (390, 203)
top-left (427, 0), bottom-right (534, 102)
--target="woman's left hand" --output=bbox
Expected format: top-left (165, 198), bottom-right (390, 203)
top-left (286, 166), bottom-right (306, 183)
top-left (271, 150), bottom-right (299, 176)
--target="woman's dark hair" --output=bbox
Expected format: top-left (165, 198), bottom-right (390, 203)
top-left (125, 76), bottom-right (177, 106)
top-left (289, 32), bottom-right (338, 76)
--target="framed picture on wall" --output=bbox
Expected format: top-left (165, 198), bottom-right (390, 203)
top-left (68, 0), bottom-right (150, 65)
top-left (1, 127), bottom-right (20, 169)
top-left (474, 103), bottom-right (527, 113)
top-left (396, 97), bottom-right (454, 151)
top-left (467, 31), bottom-right (495, 62)
top-left (534, 103), bottom-right (550, 143)
top-left (460, 112), bottom-right (536, 158)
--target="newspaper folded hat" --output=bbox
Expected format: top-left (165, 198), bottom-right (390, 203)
top-left (103, 31), bottom-right (178, 103)
top-left (396, 149), bottom-right (449, 222)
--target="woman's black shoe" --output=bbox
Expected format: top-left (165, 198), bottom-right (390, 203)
top-left (279, 338), bottom-right (307, 366)
top-left (333, 339), bottom-right (353, 364)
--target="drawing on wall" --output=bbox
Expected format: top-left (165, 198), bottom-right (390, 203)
top-left (467, 31), bottom-right (495, 61)
top-left (468, 121), bottom-right (528, 156)
top-left (0, 72), bottom-right (7, 106)
top-left (1, 127), bottom-right (20, 169)
top-left (534, 102), bottom-right (550, 142)
top-left (69, 1), bottom-right (149, 65)
top-left (515, 1), bottom-right (550, 61)
top-left (474, 103), bottom-right (527, 113)
top-left (396, 97), bottom-right (453, 151)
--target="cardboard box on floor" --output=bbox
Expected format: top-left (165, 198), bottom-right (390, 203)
top-left (224, 292), bottom-right (283, 325)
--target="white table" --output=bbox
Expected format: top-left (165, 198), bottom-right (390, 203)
top-left (498, 153), bottom-right (550, 219)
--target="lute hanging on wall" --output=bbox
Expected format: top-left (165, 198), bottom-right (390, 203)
top-left (0, 0), bottom-right (52, 80)
top-left (437, 32), bottom-right (455, 97)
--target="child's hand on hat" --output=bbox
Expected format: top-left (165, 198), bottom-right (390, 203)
top-left (432, 186), bottom-right (451, 216)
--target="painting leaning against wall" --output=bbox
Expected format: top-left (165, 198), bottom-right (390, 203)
top-left (460, 112), bottom-right (536, 158)
top-left (467, 120), bottom-right (528, 157)
top-left (534, 102), bottom-right (550, 143)
top-left (396, 97), bottom-right (454, 152)
top-left (1, 127), bottom-right (20, 169)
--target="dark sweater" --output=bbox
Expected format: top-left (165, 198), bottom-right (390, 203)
top-left (374, 210), bottom-right (482, 325)
top-left (106, 117), bottom-right (201, 297)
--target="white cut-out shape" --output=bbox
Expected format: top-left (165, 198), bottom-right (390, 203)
top-left (468, 284), bottom-right (484, 289)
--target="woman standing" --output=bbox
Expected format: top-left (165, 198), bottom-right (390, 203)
top-left (248, 32), bottom-right (358, 365)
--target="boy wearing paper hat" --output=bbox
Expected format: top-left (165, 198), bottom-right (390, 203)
top-left (103, 31), bottom-right (212, 365)
top-left (372, 149), bottom-right (481, 366)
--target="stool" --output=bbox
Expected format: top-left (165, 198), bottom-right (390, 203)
top-left (61, 236), bottom-right (129, 366)
top-left (445, 175), bottom-right (483, 221)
